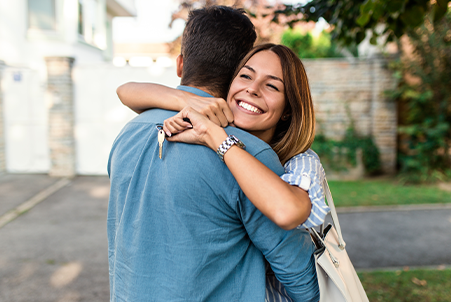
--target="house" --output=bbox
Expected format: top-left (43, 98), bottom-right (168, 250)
top-left (0, 0), bottom-right (137, 176)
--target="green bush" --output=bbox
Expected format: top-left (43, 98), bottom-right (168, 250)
top-left (385, 13), bottom-right (451, 183)
top-left (281, 29), bottom-right (344, 59)
top-left (311, 128), bottom-right (381, 175)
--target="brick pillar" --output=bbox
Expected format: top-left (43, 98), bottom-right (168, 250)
top-left (371, 57), bottom-right (398, 174)
top-left (0, 60), bottom-right (6, 173)
top-left (45, 57), bottom-right (76, 177)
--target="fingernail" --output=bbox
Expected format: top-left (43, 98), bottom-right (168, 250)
top-left (186, 124), bottom-right (193, 128)
top-left (165, 131), bottom-right (172, 137)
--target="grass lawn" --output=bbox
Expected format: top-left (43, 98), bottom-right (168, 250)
top-left (359, 268), bottom-right (451, 302)
top-left (327, 178), bottom-right (451, 207)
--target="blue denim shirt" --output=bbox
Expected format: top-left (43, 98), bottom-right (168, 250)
top-left (107, 86), bottom-right (319, 302)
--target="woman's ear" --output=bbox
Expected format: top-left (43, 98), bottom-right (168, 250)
top-left (281, 111), bottom-right (291, 121)
top-left (176, 54), bottom-right (183, 78)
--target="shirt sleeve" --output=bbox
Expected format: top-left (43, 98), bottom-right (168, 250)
top-left (235, 148), bottom-right (320, 302)
top-left (281, 150), bottom-right (330, 228)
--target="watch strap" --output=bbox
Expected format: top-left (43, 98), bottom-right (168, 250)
top-left (216, 135), bottom-right (246, 162)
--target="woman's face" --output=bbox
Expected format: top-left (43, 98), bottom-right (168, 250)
top-left (227, 50), bottom-right (286, 143)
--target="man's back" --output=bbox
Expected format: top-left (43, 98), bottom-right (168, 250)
top-left (108, 108), bottom-right (319, 301)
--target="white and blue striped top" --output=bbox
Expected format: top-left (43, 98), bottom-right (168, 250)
top-left (281, 149), bottom-right (330, 228)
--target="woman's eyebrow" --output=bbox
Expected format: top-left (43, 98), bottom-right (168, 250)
top-left (268, 75), bottom-right (284, 84)
top-left (244, 65), bottom-right (284, 84)
top-left (243, 65), bottom-right (255, 73)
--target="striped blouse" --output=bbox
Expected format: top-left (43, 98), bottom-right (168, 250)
top-left (281, 149), bottom-right (330, 228)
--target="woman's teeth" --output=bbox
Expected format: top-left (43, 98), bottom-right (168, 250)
top-left (238, 101), bottom-right (262, 113)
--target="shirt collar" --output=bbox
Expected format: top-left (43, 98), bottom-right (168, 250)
top-left (176, 85), bottom-right (214, 98)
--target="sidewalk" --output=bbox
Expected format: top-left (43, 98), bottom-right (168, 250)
top-left (1, 174), bottom-right (450, 301)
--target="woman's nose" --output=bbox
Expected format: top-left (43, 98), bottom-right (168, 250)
top-left (246, 85), bottom-right (259, 97)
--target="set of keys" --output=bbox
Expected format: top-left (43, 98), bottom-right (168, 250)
top-left (157, 127), bottom-right (165, 159)
top-left (156, 118), bottom-right (191, 160)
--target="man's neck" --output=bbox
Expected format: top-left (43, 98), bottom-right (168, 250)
top-left (182, 85), bottom-right (219, 98)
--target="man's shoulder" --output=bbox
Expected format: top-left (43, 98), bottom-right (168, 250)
top-left (225, 127), bottom-right (284, 176)
top-left (224, 128), bottom-right (269, 155)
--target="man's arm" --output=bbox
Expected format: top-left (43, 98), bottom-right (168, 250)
top-left (235, 148), bottom-right (320, 302)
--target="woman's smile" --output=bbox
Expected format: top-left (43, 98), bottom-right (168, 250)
top-left (236, 100), bottom-right (264, 114)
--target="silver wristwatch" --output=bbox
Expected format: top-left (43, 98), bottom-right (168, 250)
top-left (216, 135), bottom-right (246, 162)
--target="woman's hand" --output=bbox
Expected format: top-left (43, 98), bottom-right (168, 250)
top-left (164, 107), bottom-right (228, 151)
top-left (185, 96), bottom-right (234, 127)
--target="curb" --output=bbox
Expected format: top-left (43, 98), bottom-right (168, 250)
top-left (356, 264), bottom-right (451, 273)
top-left (336, 203), bottom-right (451, 214)
top-left (0, 178), bottom-right (72, 229)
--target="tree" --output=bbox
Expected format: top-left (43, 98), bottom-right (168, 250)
top-left (170, 0), bottom-right (287, 45)
top-left (274, 0), bottom-right (450, 46)
top-left (386, 13), bottom-right (451, 182)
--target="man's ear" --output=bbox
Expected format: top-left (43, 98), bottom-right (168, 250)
top-left (176, 54), bottom-right (183, 78)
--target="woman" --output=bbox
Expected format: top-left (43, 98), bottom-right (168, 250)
top-left (118, 43), bottom-right (328, 300)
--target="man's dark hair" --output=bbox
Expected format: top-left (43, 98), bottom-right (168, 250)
top-left (180, 6), bottom-right (256, 99)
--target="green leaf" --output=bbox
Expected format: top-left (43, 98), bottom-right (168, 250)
top-left (400, 6), bottom-right (426, 28)
top-left (372, 1), bottom-right (385, 20)
top-left (386, 0), bottom-right (405, 14)
top-left (357, 13), bottom-right (371, 26)
top-left (433, 0), bottom-right (450, 24)
top-left (370, 35), bottom-right (378, 45)
top-left (360, 0), bottom-right (374, 14)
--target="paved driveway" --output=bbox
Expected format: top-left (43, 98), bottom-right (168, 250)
top-left (1, 174), bottom-right (450, 301)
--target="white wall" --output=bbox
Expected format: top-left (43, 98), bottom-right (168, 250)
top-left (2, 66), bottom-right (50, 172)
top-left (73, 63), bottom-right (180, 175)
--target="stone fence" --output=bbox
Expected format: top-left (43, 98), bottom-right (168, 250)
top-left (303, 57), bottom-right (397, 174)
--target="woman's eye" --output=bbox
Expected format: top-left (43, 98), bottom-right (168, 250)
top-left (267, 84), bottom-right (279, 91)
top-left (240, 74), bottom-right (251, 80)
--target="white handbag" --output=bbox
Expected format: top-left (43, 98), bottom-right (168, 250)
top-left (309, 178), bottom-right (369, 302)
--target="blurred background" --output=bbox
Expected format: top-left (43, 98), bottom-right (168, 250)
top-left (0, 0), bottom-right (450, 301)
top-left (0, 0), bottom-right (449, 181)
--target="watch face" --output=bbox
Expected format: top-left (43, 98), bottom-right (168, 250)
top-left (230, 135), bottom-right (245, 150)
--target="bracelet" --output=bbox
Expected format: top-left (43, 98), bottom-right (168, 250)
top-left (216, 135), bottom-right (246, 162)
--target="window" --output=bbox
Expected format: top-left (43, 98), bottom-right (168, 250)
top-left (78, 0), bottom-right (84, 35)
top-left (78, 0), bottom-right (100, 46)
top-left (28, 0), bottom-right (56, 30)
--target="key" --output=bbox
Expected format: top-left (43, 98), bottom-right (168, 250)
top-left (158, 129), bottom-right (165, 159)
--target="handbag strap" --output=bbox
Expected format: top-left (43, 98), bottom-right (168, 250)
top-left (322, 177), bottom-right (346, 249)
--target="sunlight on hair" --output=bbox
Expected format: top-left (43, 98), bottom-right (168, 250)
top-left (50, 262), bottom-right (82, 288)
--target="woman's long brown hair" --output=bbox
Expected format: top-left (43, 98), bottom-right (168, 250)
top-left (230, 43), bottom-right (315, 165)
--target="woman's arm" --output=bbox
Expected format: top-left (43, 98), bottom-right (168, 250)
top-left (116, 82), bottom-right (233, 127)
top-left (116, 82), bottom-right (189, 114)
top-left (165, 107), bottom-right (311, 230)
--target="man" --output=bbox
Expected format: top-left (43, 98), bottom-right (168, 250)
top-left (108, 6), bottom-right (319, 302)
